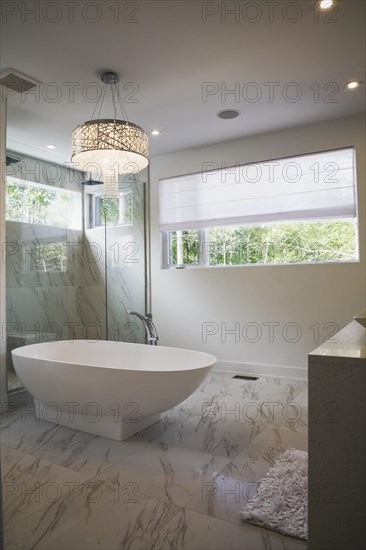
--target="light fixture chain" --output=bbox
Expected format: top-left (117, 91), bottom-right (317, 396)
top-left (95, 84), bottom-right (108, 120)
top-left (115, 84), bottom-right (129, 122)
top-left (111, 84), bottom-right (117, 121)
top-left (90, 81), bottom-right (105, 121)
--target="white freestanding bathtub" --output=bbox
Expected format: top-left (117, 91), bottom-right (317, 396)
top-left (11, 340), bottom-right (216, 440)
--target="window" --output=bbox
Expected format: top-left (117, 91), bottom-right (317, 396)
top-left (88, 190), bottom-right (133, 228)
top-left (5, 177), bottom-right (82, 273)
top-left (160, 147), bottom-right (359, 267)
top-left (6, 177), bottom-right (82, 230)
top-left (22, 241), bottom-right (69, 273)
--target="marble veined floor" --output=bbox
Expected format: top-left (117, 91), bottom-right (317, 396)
top-left (1, 374), bottom-right (308, 550)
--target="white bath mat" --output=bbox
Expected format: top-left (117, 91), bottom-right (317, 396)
top-left (240, 448), bottom-right (308, 540)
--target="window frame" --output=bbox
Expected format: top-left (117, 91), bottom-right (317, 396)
top-left (5, 175), bottom-right (82, 230)
top-left (160, 146), bottom-right (359, 269)
top-left (85, 186), bottom-right (133, 229)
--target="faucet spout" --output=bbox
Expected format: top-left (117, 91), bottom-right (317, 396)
top-left (128, 311), bottom-right (159, 345)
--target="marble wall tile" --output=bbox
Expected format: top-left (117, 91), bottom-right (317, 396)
top-left (5, 223), bottom-right (82, 290)
top-left (5, 218), bottom-right (90, 352)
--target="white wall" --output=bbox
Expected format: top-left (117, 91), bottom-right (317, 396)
top-left (149, 115), bottom-right (365, 379)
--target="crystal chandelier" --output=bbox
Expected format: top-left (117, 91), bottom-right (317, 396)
top-left (71, 72), bottom-right (149, 200)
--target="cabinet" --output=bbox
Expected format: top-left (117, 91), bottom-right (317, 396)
top-left (308, 315), bottom-right (366, 549)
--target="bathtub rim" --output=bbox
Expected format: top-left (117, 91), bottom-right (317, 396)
top-left (11, 339), bottom-right (217, 373)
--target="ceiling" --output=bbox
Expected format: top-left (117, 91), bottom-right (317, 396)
top-left (1, 0), bottom-right (365, 165)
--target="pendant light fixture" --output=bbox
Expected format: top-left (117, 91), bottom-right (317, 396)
top-left (71, 72), bottom-right (149, 200)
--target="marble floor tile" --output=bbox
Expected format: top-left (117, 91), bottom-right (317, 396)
top-left (224, 376), bottom-right (306, 404)
top-left (195, 373), bottom-right (235, 399)
top-left (132, 409), bottom-right (196, 442)
top-left (86, 440), bottom-right (231, 508)
top-left (185, 427), bottom-right (307, 525)
top-left (1, 375), bottom-right (308, 550)
top-left (7, 479), bottom-right (180, 550)
top-left (0, 540), bottom-right (20, 550)
top-left (1, 411), bottom-right (94, 457)
top-left (0, 400), bottom-right (25, 424)
top-left (213, 389), bottom-right (308, 439)
top-left (293, 388), bottom-right (308, 409)
top-left (168, 380), bottom-right (295, 444)
top-left (142, 508), bottom-right (307, 550)
top-left (2, 446), bottom-right (89, 543)
top-left (134, 411), bottom-right (257, 459)
top-left (185, 471), bottom-right (261, 525)
top-left (273, 388), bottom-right (308, 433)
top-left (172, 391), bottom-right (223, 418)
top-left (1, 413), bottom-right (137, 477)
top-left (229, 427), bottom-right (308, 483)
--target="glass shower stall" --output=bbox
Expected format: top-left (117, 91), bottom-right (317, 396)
top-left (3, 151), bottom-right (147, 395)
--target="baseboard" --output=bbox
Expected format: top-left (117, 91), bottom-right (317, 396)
top-left (213, 360), bottom-right (308, 381)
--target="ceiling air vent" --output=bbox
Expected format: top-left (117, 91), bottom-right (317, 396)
top-left (0, 69), bottom-right (41, 94)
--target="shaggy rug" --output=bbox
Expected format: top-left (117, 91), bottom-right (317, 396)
top-left (240, 448), bottom-right (308, 540)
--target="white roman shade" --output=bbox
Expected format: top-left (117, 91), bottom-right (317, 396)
top-left (159, 147), bottom-right (357, 232)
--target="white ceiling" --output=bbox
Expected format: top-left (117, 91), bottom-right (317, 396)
top-left (1, 0), bottom-right (365, 165)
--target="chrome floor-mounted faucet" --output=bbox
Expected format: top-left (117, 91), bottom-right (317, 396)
top-left (128, 311), bottom-right (159, 345)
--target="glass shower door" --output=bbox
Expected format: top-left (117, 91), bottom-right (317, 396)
top-left (5, 154), bottom-right (83, 392)
top-left (106, 175), bottom-right (146, 343)
top-left (83, 173), bottom-right (147, 344)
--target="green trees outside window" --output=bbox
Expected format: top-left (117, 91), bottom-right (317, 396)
top-left (168, 220), bottom-right (358, 267)
top-left (5, 181), bottom-right (79, 273)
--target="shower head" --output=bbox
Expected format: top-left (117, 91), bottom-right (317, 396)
top-left (78, 178), bottom-right (102, 186)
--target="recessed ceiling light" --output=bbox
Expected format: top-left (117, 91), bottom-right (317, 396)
top-left (151, 130), bottom-right (160, 136)
top-left (217, 109), bottom-right (240, 120)
top-left (346, 80), bottom-right (361, 90)
top-left (319, 0), bottom-right (334, 10)
top-left (46, 144), bottom-right (56, 149)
